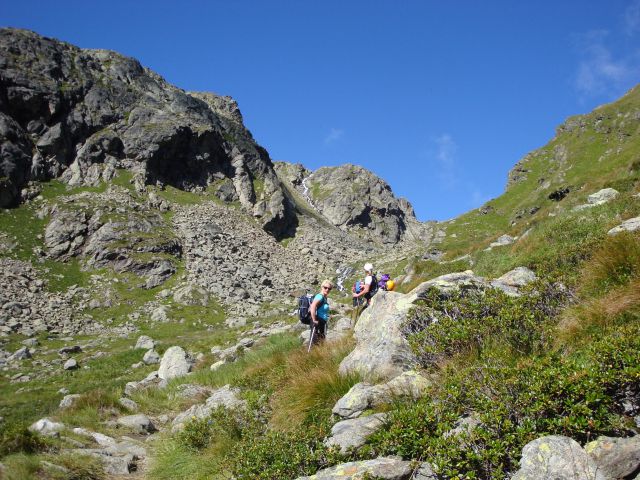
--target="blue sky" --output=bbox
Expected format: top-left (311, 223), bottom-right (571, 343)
top-left (2, 1), bottom-right (640, 221)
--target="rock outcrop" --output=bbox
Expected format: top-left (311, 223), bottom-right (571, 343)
top-left (275, 162), bottom-right (434, 244)
top-left (0, 28), bottom-right (296, 238)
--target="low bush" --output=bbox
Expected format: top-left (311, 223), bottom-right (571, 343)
top-left (229, 419), bottom-right (344, 480)
top-left (368, 326), bottom-right (640, 478)
top-left (0, 424), bottom-right (50, 457)
top-left (403, 283), bottom-right (569, 368)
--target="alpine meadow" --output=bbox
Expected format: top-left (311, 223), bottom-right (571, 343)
top-left (1, 27), bottom-right (640, 480)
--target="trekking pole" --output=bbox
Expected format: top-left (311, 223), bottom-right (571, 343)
top-left (307, 325), bottom-right (316, 353)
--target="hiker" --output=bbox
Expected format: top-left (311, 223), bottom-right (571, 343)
top-left (352, 263), bottom-right (377, 307)
top-left (352, 279), bottom-right (365, 307)
top-left (310, 280), bottom-right (333, 344)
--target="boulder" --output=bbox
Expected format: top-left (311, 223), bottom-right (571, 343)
top-left (134, 335), bottom-right (155, 350)
top-left (116, 414), bottom-right (156, 434)
top-left (339, 273), bottom-right (488, 382)
top-left (118, 397), bottom-right (139, 412)
top-left (59, 394), bottom-right (82, 409)
top-left (295, 456), bottom-right (413, 480)
top-left (489, 234), bottom-right (515, 248)
top-left (490, 266), bottom-right (537, 296)
top-left (142, 349), bottom-right (160, 365)
top-left (512, 435), bottom-right (606, 480)
top-left (608, 216), bottom-right (640, 235)
top-left (332, 382), bottom-right (374, 419)
top-left (124, 370), bottom-right (167, 396)
top-left (324, 413), bottom-right (387, 454)
top-left (8, 346), bottom-right (31, 361)
top-left (332, 371), bottom-right (431, 419)
top-left (585, 435), bottom-right (640, 479)
top-left (173, 284), bottom-right (209, 306)
top-left (172, 384), bottom-right (246, 430)
top-left (29, 418), bottom-right (65, 436)
top-left (588, 188), bottom-right (619, 205)
top-left (63, 358), bottom-right (79, 370)
top-left (158, 346), bottom-right (192, 380)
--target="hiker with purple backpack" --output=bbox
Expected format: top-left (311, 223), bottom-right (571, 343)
top-left (352, 263), bottom-right (378, 308)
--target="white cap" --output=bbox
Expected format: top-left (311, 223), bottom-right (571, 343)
top-left (364, 263), bottom-right (373, 272)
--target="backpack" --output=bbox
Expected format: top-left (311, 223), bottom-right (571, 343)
top-left (367, 274), bottom-right (379, 297)
top-left (352, 280), bottom-right (362, 294)
top-left (378, 273), bottom-right (391, 291)
top-left (298, 293), bottom-right (325, 324)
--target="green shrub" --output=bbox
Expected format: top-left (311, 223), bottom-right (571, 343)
top-left (0, 424), bottom-right (50, 457)
top-left (229, 420), bottom-right (344, 480)
top-left (403, 283), bottom-right (568, 367)
top-left (368, 325), bottom-right (640, 479)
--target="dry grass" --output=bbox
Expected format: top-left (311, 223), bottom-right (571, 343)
top-left (269, 337), bottom-right (360, 431)
top-left (558, 231), bottom-right (640, 345)
top-left (559, 278), bottom-right (640, 343)
top-left (579, 231), bottom-right (640, 296)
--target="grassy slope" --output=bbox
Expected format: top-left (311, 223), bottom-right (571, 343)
top-left (403, 85), bottom-right (640, 286)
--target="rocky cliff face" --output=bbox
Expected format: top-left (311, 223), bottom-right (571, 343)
top-left (275, 162), bottom-right (433, 244)
top-left (0, 28), bottom-right (295, 238)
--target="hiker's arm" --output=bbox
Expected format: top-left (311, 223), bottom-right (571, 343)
top-left (310, 298), bottom-right (321, 324)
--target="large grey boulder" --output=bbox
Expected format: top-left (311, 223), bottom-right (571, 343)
top-left (29, 418), bottom-right (65, 436)
top-left (489, 234), bottom-right (515, 248)
top-left (333, 371), bottom-right (431, 419)
top-left (158, 346), bottom-right (192, 380)
top-left (173, 284), bottom-right (209, 306)
top-left (59, 394), bottom-right (82, 409)
top-left (588, 188), bottom-right (619, 205)
top-left (116, 414), bottom-right (156, 434)
top-left (324, 413), bottom-right (387, 454)
top-left (608, 216), bottom-right (640, 235)
top-left (172, 384), bottom-right (247, 431)
top-left (512, 435), bottom-right (607, 480)
top-left (124, 370), bottom-right (167, 396)
top-left (339, 272), bottom-right (487, 381)
top-left (585, 436), bottom-right (640, 480)
top-left (134, 335), bottom-right (155, 350)
top-left (295, 456), bottom-right (414, 480)
top-left (338, 291), bottom-right (418, 381)
top-left (490, 266), bottom-right (537, 296)
top-left (142, 349), bottom-right (160, 365)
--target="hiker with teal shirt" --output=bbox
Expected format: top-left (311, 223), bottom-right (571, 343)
top-left (310, 280), bottom-right (333, 344)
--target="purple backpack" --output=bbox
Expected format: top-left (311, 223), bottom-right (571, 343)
top-left (378, 273), bottom-right (391, 290)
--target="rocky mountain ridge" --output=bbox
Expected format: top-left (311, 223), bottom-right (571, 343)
top-left (275, 162), bottom-right (435, 245)
top-left (0, 28), bottom-right (296, 238)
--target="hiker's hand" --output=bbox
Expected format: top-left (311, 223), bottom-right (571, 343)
top-left (312, 319), bottom-right (319, 325)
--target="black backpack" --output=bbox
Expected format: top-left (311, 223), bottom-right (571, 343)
top-left (367, 274), bottom-right (379, 297)
top-left (298, 293), bottom-right (325, 324)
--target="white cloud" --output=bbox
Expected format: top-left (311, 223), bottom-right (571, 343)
top-left (433, 133), bottom-right (458, 188)
top-left (324, 128), bottom-right (344, 145)
top-left (573, 30), bottom-right (639, 98)
top-left (469, 188), bottom-right (489, 208)
top-left (625, 0), bottom-right (640, 36)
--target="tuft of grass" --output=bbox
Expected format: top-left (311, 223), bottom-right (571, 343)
top-left (558, 232), bottom-right (640, 345)
top-left (56, 389), bottom-right (122, 432)
top-left (269, 338), bottom-right (360, 430)
top-left (579, 231), bottom-right (640, 296)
